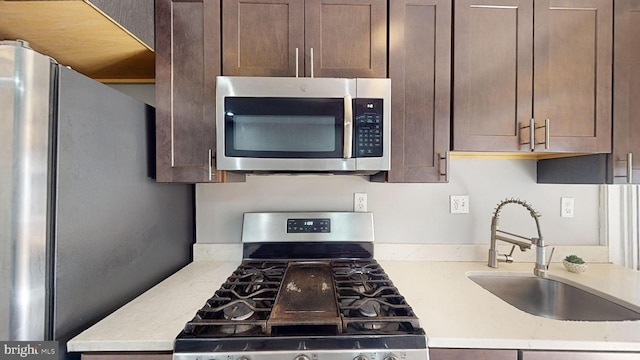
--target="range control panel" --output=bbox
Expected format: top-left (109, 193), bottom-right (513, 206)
top-left (287, 218), bottom-right (331, 233)
top-left (354, 98), bottom-right (383, 158)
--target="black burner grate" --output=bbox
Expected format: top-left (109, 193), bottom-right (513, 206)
top-left (179, 259), bottom-right (423, 338)
top-left (331, 259), bottom-right (423, 335)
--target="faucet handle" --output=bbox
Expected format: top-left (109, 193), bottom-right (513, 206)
top-left (507, 245), bottom-right (517, 260)
top-left (502, 246), bottom-right (515, 263)
top-left (546, 247), bottom-right (556, 270)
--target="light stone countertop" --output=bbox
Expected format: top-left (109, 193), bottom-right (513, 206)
top-left (67, 261), bottom-right (241, 352)
top-left (68, 259), bottom-right (640, 353)
top-left (381, 261), bottom-right (640, 351)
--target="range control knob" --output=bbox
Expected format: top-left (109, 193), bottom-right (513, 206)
top-left (384, 355), bottom-right (399, 360)
top-left (354, 356), bottom-right (369, 360)
top-left (294, 355), bottom-right (310, 360)
top-left (237, 357), bottom-right (250, 360)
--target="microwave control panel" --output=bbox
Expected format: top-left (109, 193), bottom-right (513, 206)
top-left (354, 98), bottom-right (383, 157)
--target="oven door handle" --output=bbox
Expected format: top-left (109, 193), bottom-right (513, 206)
top-left (343, 95), bottom-right (353, 159)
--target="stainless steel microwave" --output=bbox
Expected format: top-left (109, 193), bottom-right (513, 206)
top-left (215, 76), bottom-right (391, 173)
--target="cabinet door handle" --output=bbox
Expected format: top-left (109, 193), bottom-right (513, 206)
top-left (438, 152), bottom-right (449, 182)
top-left (519, 119), bottom-right (535, 151)
top-left (520, 118), bottom-right (550, 151)
top-left (615, 152), bottom-right (634, 184)
top-left (535, 118), bottom-right (550, 150)
top-left (530, 118), bottom-right (536, 151)
top-left (343, 95), bottom-right (353, 159)
top-left (208, 148), bottom-right (213, 181)
top-left (628, 152), bottom-right (634, 183)
top-left (628, 152), bottom-right (634, 184)
top-left (545, 118), bottom-right (550, 150)
top-left (295, 48), bottom-right (299, 78)
top-left (310, 47), bottom-right (314, 78)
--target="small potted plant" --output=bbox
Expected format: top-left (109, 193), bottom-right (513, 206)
top-left (563, 255), bottom-right (588, 273)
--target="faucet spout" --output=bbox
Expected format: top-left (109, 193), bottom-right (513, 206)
top-left (494, 230), bottom-right (533, 251)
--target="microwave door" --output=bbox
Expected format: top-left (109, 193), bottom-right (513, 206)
top-left (217, 96), bottom-right (357, 171)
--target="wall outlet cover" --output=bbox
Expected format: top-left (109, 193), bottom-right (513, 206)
top-left (561, 197), bottom-right (575, 218)
top-left (354, 193), bottom-right (367, 212)
top-left (450, 195), bottom-right (469, 214)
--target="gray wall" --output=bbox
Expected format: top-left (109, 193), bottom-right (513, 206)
top-left (196, 158), bottom-right (601, 245)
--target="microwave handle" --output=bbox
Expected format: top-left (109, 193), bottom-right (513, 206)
top-left (343, 95), bottom-right (353, 159)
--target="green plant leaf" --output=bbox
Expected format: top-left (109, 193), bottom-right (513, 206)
top-left (564, 254), bottom-right (585, 264)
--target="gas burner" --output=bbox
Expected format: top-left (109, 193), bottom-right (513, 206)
top-left (346, 285), bottom-right (398, 299)
top-left (349, 298), bottom-right (395, 319)
top-left (360, 321), bottom-right (400, 332)
top-left (222, 300), bottom-right (256, 321)
top-left (349, 271), bottom-right (370, 278)
top-left (350, 273), bottom-right (374, 293)
top-left (218, 286), bottom-right (278, 301)
top-left (353, 284), bottom-right (372, 294)
top-left (349, 272), bottom-right (371, 281)
top-left (229, 264), bottom-right (284, 285)
top-left (358, 300), bottom-right (381, 317)
top-left (332, 260), bottom-right (390, 283)
top-left (217, 323), bottom-right (261, 335)
top-left (334, 262), bottom-right (377, 276)
top-left (237, 272), bottom-right (264, 290)
top-left (243, 263), bottom-right (287, 275)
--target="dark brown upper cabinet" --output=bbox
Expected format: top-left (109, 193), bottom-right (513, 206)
top-left (156, 0), bottom-right (243, 183)
top-left (452, 0), bottom-right (612, 153)
top-left (221, 0), bottom-right (387, 78)
top-left (538, 0), bottom-right (640, 184)
top-left (611, 0), bottom-right (640, 184)
top-left (430, 349), bottom-right (518, 360)
top-left (376, 0), bottom-right (451, 183)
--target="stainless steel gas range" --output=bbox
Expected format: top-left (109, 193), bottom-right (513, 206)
top-left (173, 212), bottom-right (427, 360)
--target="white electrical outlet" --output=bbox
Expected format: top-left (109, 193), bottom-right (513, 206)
top-left (354, 193), bottom-right (367, 212)
top-left (450, 195), bottom-right (469, 214)
top-left (561, 197), bottom-right (575, 218)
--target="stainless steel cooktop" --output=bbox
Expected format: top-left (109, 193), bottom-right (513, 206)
top-left (173, 212), bottom-right (428, 360)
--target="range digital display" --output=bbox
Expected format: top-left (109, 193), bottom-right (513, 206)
top-left (286, 218), bottom-right (331, 233)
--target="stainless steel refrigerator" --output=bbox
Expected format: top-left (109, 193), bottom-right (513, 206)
top-left (0, 40), bottom-right (194, 358)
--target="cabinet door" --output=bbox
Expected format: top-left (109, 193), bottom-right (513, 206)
top-left (452, 0), bottom-right (533, 151)
top-left (82, 353), bottom-right (172, 360)
top-left (430, 348), bottom-right (517, 360)
top-left (383, 0), bottom-right (450, 182)
top-left (156, 0), bottom-right (224, 182)
top-left (612, 0), bottom-right (640, 183)
top-left (222, 0), bottom-right (304, 76)
top-left (305, 0), bottom-right (387, 78)
top-left (533, 0), bottom-right (612, 153)
top-left (520, 350), bottom-right (640, 360)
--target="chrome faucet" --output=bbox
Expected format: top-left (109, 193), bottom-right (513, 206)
top-left (488, 198), bottom-right (554, 277)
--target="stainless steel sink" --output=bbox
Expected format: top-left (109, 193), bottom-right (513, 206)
top-left (468, 273), bottom-right (640, 321)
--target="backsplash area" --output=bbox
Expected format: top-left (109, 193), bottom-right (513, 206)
top-left (196, 158), bottom-right (601, 246)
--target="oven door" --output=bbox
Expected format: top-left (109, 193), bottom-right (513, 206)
top-left (216, 77), bottom-right (356, 171)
